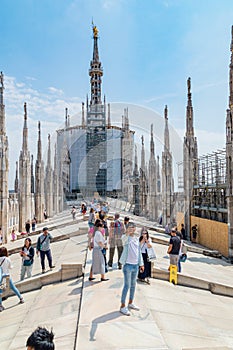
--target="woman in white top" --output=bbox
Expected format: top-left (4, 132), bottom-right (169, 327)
top-left (0, 246), bottom-right (24, 312)
top-left (138, 228), bottom-right (152, 284)
top-left (89, 222), bottom-right (109, 282)
top-left (119, 222), bottom-right (144, 316)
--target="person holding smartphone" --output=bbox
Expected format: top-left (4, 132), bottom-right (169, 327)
top-left (119, 222), bottom-right (144, 316)
top-left (138, 228), bottom-right (152, 284)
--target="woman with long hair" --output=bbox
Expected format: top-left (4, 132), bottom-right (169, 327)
top-left (138, 228), bottom-right (152, 284)
top-left (19, 237), bottom-right (35, 280)
top-left (0, 246), bottom-right (24, 312)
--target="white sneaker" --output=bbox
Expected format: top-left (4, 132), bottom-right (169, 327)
top-left (120, 306), bottom-right (130, 316)
top-left (128, 303), bottom-right (140, 311)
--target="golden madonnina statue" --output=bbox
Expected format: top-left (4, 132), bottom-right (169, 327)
top-left (93, 25), bottom-right (98, 38)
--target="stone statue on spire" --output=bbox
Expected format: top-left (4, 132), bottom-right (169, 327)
top-left (0, 72), bottom-right (4, 89)
top-left (187, 77), bottom-right (191, 94)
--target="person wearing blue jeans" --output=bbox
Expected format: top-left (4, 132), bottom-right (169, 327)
top-left (36, 227), bottom-right (55, 273)
top-left (119, 222), bottom-right (144, 316)
top-left (0, 246), bottom-right (24, 312)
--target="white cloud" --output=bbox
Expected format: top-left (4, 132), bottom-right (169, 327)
top-left (3, 75), bottom-right (82, 188)
top-left (48, 86), bottom-right (64, 95)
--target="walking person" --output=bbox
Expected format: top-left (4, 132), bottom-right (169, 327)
top-left (88, 207), bottom-right (96, 228)
top-left (177, 230), bottom-right (188, 273)
top-left (167, 228), bottom-right (181, 269)
top-left (25, 220), bottom-right (31, 235)
top-left (89, 222), bottom-right (109, 282)
top-left (81, 203), bottom-right (87, 219)
top-left (36, 227), bottom-right (55, 274)
top-left (0, 246), bottom-right (24, 312)
top-left (108, 213), bottom-right (124, 269)
top-left (191, 224), bottom-right (198, 243)
top-left (71, 206), bottom-right (76, 220)
top-left (119, 221), bottom-right (144, 316)
top-left (20, 238), bottom-right (35, 280)
top-left (138, 228), bottom-right (152, 284)
top-left (181, 223), bottom-right (186, 240)
top-left (11, 228), bottom-right (17, 241)
top-left (31, 218), bottom-right (36, 232)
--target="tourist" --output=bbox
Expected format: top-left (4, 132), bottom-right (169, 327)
top-left (31, 218), bottom-right (36, 232)
top-left (191, 224), bottom-right (198, 243)
top-left (119, 221), bottom-right (144, 316)
top-left (88, 208), bottom-right (95, 228)
top-left (89, 222), bottom-right (109, 282)
top-left (138, 228), bottom-right (152, 284)
top-left (71, 206), bottom-right (76, 220)
top-left (98, 209), bottom-right (108, 236)
top-left (20, 238), bottom-right (35, 280)
top-left (181, 223), bottom-right (186, 240)
top-left (44, 209), bottom-right (48, 220)
top-left (165, 223), bottom-right (170, 235)
top-left (25, 220), bottom-right (31, 235)
top-left (81, 203), bottom-right (87, 219)
top-left (11, 228), bottom-right (17, 241)
top-left (177, 231), bottom-right (184, 273)
top-left (167, 228), bottom-right (181, 269)
top-left (26, 326), bottom-right (55, 350)
top-left (0, 246), bottom-right (24, 312)
top-left (36, 227), bottom-right (55, 274)
top-left (108, 213), bottom-right (124, 269)
top-left (124, 216), bottom-right (130, 230)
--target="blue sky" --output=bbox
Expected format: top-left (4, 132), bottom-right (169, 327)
top-left (1, 0), bottom-right (233, 186)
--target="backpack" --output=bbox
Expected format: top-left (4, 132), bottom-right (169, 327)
top-left (114, 220), bottom-right (123, 236)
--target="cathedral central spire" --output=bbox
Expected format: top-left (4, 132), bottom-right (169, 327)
top-left (89, 23), bottom-right (103, 105)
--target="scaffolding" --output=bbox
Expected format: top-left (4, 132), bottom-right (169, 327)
top-left (192, 148), bottom-right (227, 222)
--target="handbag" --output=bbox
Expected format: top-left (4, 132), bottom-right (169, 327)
top-left (147, 247), bottom-right (156, 261)
top-left (0, 258), bottom-right (7, 290)
top-left (101, 247), bottom-right (106, 255)
top-left (23, 259), bottom-right (32, 266)
top-left (88, 240), bottom-right (94, 250)
top-left (180, 253), bottom-right (187, 262)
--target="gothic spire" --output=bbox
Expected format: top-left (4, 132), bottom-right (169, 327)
top-left (186, 77), bottom-right (194, 137)
top-left (133, 145), bottom-right (139, 177)
top-left (0, 72), bottom-right (5, 134)
top-left (164, 105), bottom-right (170, 152)
top-left (150, 124), bottom-right (155, 157)
top-left (22, 102), bottom-right (28, 152)
top-left (37, 121), bottom-right (42, 162)
top-left (31, 154), bottom-right (34, 193)
top-left (47, 133), bottom-right (51, 168)
top-left (141, 135), bottom-right (145, 172)
top-left (14, 161), bottom-right (18, 193)
top-left (82, 102), bottom-right (85, 128)
top-left (65, 108), bottom-right (68, 128)
top-left (229, 25), bottom-right (233, 109)
top-left (107, 103), bottom-right (111, 127)
top-left (89, 24), bottom-right (103, 105)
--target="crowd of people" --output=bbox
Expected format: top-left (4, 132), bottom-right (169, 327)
top-left (86, 205), bottom-right (158, 316)
top-left (0, 226), bottom-right (55, 313)
top-left (0, 198), bottom-right (189, 323)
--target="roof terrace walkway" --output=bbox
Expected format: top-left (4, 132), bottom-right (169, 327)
top-left (0, 210), bottom-right (233, 349)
